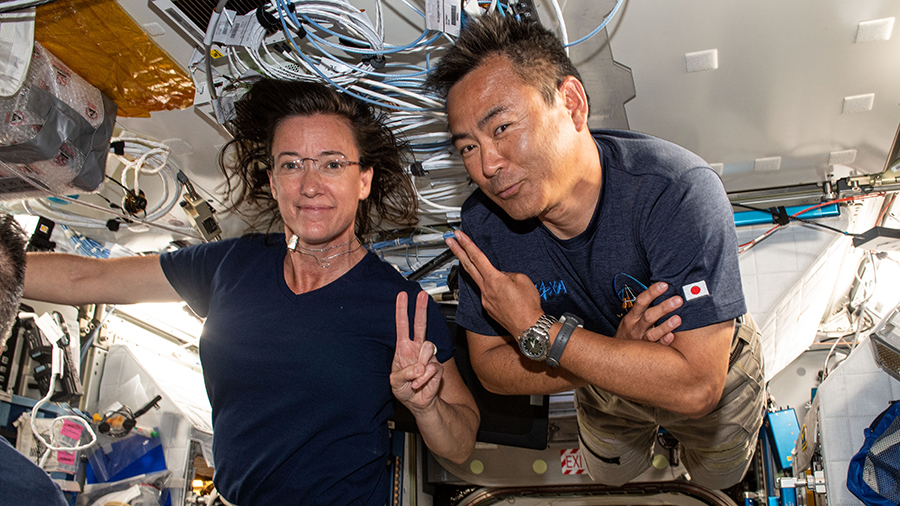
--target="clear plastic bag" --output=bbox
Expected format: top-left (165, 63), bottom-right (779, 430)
top-left (76, 469), bottom-right (171, 506)
top-left (84, 430), bottom-right (165, 484)
top-left (0, 42), bottom-right (115, 199)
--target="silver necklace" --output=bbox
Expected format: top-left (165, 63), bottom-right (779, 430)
top-left (287, 234), bottom-right (362, 268)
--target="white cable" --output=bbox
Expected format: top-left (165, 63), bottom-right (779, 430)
top-left (238, 0), bottom-right (443, 113)
top-left (215, 0), bottom-right (473, 203)
top-left (549, 0), bottom-right (569, 55)
top-left (414, 185), bottom-right (462, 213)
top-left (224, 0), bottom-right (443, 118)
top-left (24, 200), bottom-right (107, 229)
top-left (823, 302), bottom-right (865, 378)
top-left (288, 1), bottom-right (383, 52)
top-left (256, 46), bottom-right (306, 81)
top-left (420, 160), bottom-right (459, 171)
top-left (355, 77), bottom-right (444, 108)
top-left (374, 0), bottom-right (384, 43)
top-left (0, 0), bottom-right (45, 10)
top-left (109, 137), bottom-right (187, 223)
top-left (345, 82), bottom-right (428, 110)
top-left (399, 0), bottom-right (424, 19)
top-left (0, 160), bottom-right (200, 238)
top-left (32, 382), bottom-right (98, 469)
top-left (825, 252), bottom-right (879, 377)
top-left (419, 185), bottom-right (465, 199)
top-left (29, 163), bottom-right (179, 229)
top-left (19, 312), bottom-right (98, 468)
top-left (388, 118), bottom-right (443, 135)
top-left (405, 132), bottom-right (452, 142)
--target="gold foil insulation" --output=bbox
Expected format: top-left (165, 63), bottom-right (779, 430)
top-left (34, 0), bottom-right (195, 118)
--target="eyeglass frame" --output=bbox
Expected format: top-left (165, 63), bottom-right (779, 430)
top-left (269, 153), bottom-right (362, 178)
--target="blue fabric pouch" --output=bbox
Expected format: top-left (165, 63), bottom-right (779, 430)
top-left (847, 400), bottom-right (900, 506)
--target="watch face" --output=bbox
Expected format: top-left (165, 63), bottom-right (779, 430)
top-left (522, 336), bottom-right (544, 357)
top-left (518, 315), bottom-right (555, 361)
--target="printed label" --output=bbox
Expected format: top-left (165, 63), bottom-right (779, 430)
top-left (56, 450), bottom-right (76, 466)
top-left (560, 448), bottom-right (586, 474)
top-left (425, 0), bottom-right (460, 37)
top-left (59, 419), bottom-right (84, 441)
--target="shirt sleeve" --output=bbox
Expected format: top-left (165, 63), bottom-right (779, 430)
top-left (641, 167), bottom-right (746, 330)
top-left (159, 239), bottom-right (236, 317)
top-left (454, 197), bottom-right (509, 337)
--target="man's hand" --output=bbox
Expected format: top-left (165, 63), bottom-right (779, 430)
top-left (449, 230), bottom-right (683, 345)
top-left (616, 282), bottom-right (683, 345)
top-left (391, 291), bottom-right (443, 414)
top-left (446, 230), bottom-right (544, 337)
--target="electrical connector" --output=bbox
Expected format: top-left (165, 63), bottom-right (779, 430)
top-left (180, 178), bottom-right (222, 242)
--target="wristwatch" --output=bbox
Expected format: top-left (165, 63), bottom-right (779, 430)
top-left (546, 313), bottom-right (584, 368)
top-left (517, 314), bottom-right (558, 361)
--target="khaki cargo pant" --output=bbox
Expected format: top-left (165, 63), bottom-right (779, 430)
top-left (575, 313), bottom-right (766, 489)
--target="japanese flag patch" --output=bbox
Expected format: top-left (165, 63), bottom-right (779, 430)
top-left (683, 280), bottom-right (709, 301)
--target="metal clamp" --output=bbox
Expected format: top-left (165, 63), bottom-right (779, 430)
top-left (776, 470), bottom-right (826, 494)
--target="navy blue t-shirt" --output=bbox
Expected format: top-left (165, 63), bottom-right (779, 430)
top-left (456, 129), bottom-right (745, 339)
top-left (0, 437), bottom-right (67, 506)
top-left (160, 234), bottom-right (453, 506)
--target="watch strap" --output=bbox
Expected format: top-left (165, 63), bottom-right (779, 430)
top-left (546, 312), bottom-right (583, 368)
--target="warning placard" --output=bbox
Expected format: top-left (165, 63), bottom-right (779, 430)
top-left (560, 448), bottom-right (586, 474)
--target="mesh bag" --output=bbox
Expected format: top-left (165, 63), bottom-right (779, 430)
top-left (848, 401), bottom-right (900, 506)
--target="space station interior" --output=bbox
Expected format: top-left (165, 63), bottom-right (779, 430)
top-left (3, 0), bottom-right (900, 505)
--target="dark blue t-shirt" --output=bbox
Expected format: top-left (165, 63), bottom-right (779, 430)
top-left (0, 437), bottom-right (67, 506)
top-left (456, 129), bottom-right (745, 338)
top-left (160, 234), bottom-right (453, 506)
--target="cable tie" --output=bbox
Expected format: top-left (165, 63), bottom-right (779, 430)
top-left (362, 54), bottom-right (386, 69)
top-left (255, 5), bottom-right (281, 33)
top-left (772, 206), bottom-right (790, 226)
top-left (293, 24), bottom-right (307, 40)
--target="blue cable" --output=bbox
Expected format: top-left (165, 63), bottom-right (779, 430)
top-left (409, 140), bottom-right (453, 149)
top-left (370, 231), bottom-right (456, 251)
top-left (62, 225), bottom-right (111, 259)
top-left (274, 0), bottom-right (436, 112)
top-left (564, 0), bottom-right (624, 47)
top-left (302, 34), bottom-right (437, 81)
top-left (382, 77), bottom-right (429, 87)
top-left (384, 62), bottom-right (431, 73)
top-left (274, 1), bottom-right (432, 112)
top-left (300, 14), bottom-right (438, 54)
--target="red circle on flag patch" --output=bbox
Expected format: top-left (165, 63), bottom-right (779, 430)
top-left (691, 286), bottom-right (701, 295)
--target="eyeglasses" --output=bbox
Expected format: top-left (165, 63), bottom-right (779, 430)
top-left (271, 155), bottom-right (360, 178)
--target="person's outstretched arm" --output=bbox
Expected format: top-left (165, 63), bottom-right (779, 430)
top-left (25, 253), bottom-right (181, 305)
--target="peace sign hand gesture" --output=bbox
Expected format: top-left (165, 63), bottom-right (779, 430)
top-left (390, 290), bottom-right (443, 414)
